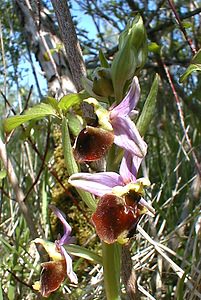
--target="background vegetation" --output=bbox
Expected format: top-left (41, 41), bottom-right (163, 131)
top-left (0, 0), bottom-right (201, 299)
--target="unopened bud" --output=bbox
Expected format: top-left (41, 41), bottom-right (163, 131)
top-left (128, 15), bottom-right (147, 51)
top-left (92, 67), bottom-right (114, 97)
top-left (111, 15), bottom-right (147, 101)
top-left (111, 41), bottom-right (137, 101)
top-left (136, 41), bottom-right (148, 71)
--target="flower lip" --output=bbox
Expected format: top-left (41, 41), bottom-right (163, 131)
top-left (91, 193), bottom-right (142, 244)
top-left (40, 260), bottom-right (67, 297)
top-left (73, 126), bottom-right (114, 163)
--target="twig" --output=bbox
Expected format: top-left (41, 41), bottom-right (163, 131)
top-left (6, 268), bottom-right (35, 290)
top-left (0, 20), bottom-right (7, 97)
top-left (162, 62), bottom-right (201, 178)
top-left (86, 0), bottom-right (107, 48)
top-left (26, 41), bottom-right (43, 99)
top-left (23, 121), bottom-right (50, 202)
top-left (23, 85), bottom-right (33, 112)
top-left (168, 0), bottom-right (197, 55)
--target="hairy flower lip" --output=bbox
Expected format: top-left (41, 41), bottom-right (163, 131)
top-left (73, 126), bottom-right (114, 162)
top-left (91, 193), bottom-right (142, 244)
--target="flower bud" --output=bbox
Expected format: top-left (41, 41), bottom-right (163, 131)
top-left (136, 41), bottom-right (148, 71)
top-left (92, 67), bottom-right (114, 97)
top-left (111, 15), bottom-right (147, 101)
top-left (127, 15), bottom-right (147, 51)
top-left (119, 15), bottom-right (146, 50)
top-left (111, 41), bottom-right (137, 101)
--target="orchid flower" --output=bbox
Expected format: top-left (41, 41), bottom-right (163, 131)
top-left (69, 151), bottom-right (155, 244)
top-left (74, 76), bottom-right (147, 162)
top-left (32, 205), bottom-right (77, 297)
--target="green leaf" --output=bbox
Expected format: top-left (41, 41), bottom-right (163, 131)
top-left (65, 244), bottom-right (102, 265)
top-left (181, 21), bottom-right (192, 29)
top-left (176, 271), bottom-right (187, 300)
top-left (0, 235), bottom-right (16, 253)
top-left (148, 42), bottom-right (161, 53)
top-left (0, 169), bottom-right (6, 180)
top-left (99, 49), bottom-right (110, 68)
top-left (61, 117), bottom-right (79, 176)
top-left (44, 96), bottom-right (60, 112)
top-left (4, 103), bottom-right (57, 132)
top-left (81, 76), bottom-right (107, 101)
top-left (8, 285), bottom-right (15, 300)
top-left (0, 281), bottom-right (3, 300)
top-left (137, 73), bottom-right (159, 136)
top-left (180, 63), bottom-right (201, 82)
top-left (67, 112), bottom-right (82, 136)
top-left (58, 91), bottom-right (88, 111)
top-left (192, 48), bottom-right (201, 64)
top-left (180, 49), bottom-right (201, 82)
top-left (41, 172), bottom-right (48, 226)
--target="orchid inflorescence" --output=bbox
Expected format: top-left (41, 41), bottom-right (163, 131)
top-left (69, 76), bottom-right (155, 244)
top-left (32, 75), bottom-right (154, 297)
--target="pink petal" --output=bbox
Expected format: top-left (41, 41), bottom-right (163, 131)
top-left (60, 246), bottom-right (78, 284)
top-left (119, 151), bottom-right (143, 184)
top-left (49, 205), bottom-right (72, 245)
top-left (112, 116), bottom-right (147, 158)
top-left (69, 172), bottom-right (123, 197)
top-left (110, 77), bottom-right (140, 118)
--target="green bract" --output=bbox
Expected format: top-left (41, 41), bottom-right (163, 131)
top-left (111, 15), bottom-right (148, 101)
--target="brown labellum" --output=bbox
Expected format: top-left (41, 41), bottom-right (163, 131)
top-left (74, 126), bottom-right (114, 162)
top-left (40, 260), bottom-right (66, 297)
top-left (91, 194), bottom-right (141, 244)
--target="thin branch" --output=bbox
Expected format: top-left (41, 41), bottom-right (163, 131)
top-left (86, 0), bottom-right (107, 48)
top-left (148, 7), bottom-right (201, 35)
top-left (6, 269), bottom-right (35, 290)
top-left (0, 20), bottom-right (7, 97)
top-left (26, 40), bottom-right (43, 99)
top-left (162, 62), bottom-right (201, 178)
top-left (23, 121), bottom-right (50, 202)
top-left (23, 85), bottom-right (33, 112)
top-left (168, 0), bottom-right (197, 55)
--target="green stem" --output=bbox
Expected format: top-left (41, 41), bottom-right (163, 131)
top-left (61, 117), bottom-right (96, 211)
top-left (102, 242), bottom-right (121, 300)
